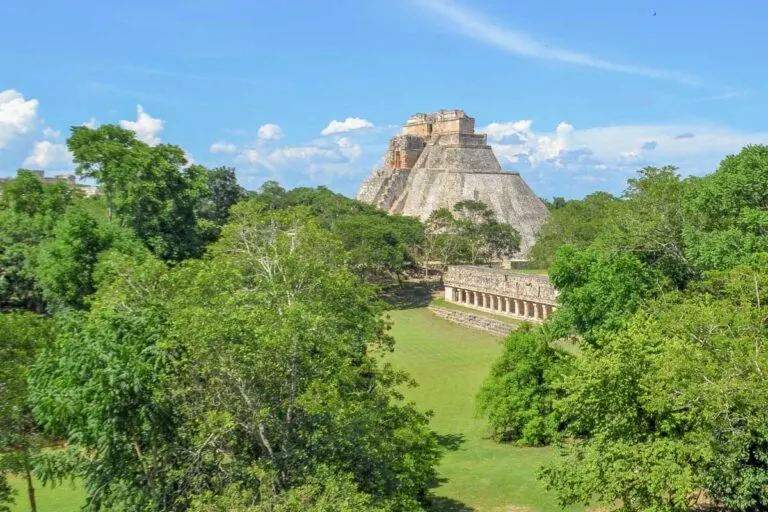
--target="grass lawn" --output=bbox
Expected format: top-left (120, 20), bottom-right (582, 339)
top-left (7, 474), bottom-right (83, 512)
top-left (386, 307), bottom-right (581, 512)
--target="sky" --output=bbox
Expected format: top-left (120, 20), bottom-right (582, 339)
top-left (2, 0), bottom-right (768, 199)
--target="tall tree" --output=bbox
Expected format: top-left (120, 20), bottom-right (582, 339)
top-left (453, 200), bottom-right (520, 265)
top-left (36, 206), bottom-right (104, 311)
top-left (68, 125), bottom-right (210, 261)
top-left (30, 206), bottom-right (441, 510)
top-left (0, 312), bottom-right (57, 512)
top-left (198, 166), bottom-right (246, 225)
top-left (684, 144), bottom-right (768, 271)
top-left (529, 191), bottom-right (619, 268)
top-left (541, 259), bottom-right (768, 511)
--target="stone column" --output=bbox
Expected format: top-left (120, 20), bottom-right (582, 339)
top-left (445, 285), bottom-right (454, 302)
top-left (503, 297), bottom-right (510, 314)
top-left (471, 291), bottom-right (477, 305)
top-left (533, 303), bottom-right (540, 320)
top-left (514, 299), bottom-right (520, 316)
top-left (523, 301), bottom-right (530, 318)
top-left (542, 304), bottom-right (548, 319)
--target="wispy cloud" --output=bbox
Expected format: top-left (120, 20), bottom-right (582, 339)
top-left (120, 65), bottom-right (263, 87)
top-left (413, 0), bottom-right (699, 86)
top-left (691, 90), bottom-right (745, 102)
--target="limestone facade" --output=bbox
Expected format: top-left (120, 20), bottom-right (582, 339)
top-left (0, 170), bottom-right (100, 197)
top-left (443, 265), bottom-right (558, 323)
top-left (356, 110), bottom-right (549, 257)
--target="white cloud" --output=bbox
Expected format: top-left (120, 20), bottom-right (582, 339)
top-left (336, 136), bottom-right (362, 161)
top-left (0, 89), bottom-right (39, 149)
top-left (42, 127), bottom-right (61, 140)
top-left (23, 140), bottom-right (73, 168)
top-left (479, 117), bottom-right (768, 197)
top-left (82, 117), bottom-right (98, 129)
top-left (235, 134), bottom-right (365, 177)
top-left (210, 142), bottom-right (238, 154)
top-left (119, 105), bottom-right (164, 146)
top-left (414, 0), bottom-right (698, 86)
top-left (321, 117), bottom-right (374, 136)
top-left (257, 123), bottom-right (283, 141)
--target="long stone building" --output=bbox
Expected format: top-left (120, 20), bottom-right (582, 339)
top-left (443, 265), bottom-right (558, 322)
top-left (356, 109), bottom-right (549, 256)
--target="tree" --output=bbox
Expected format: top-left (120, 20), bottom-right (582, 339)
top-left (540, 259), bottom-right (768, 511)
top-left (529, 192), bottom-right (619, 268)
top-left (68, 125), bottom-right (211, 261)
top-left (419, 208), bottom-right (457, 277)
top-left (167, 210), bottom-right (440, 507)
top-left (477, 325), bottom-right (569, 446)
top-left (0, 312), bottom-right (57, 512)
top-left (198, 167), bottom-right (246, 225)
top-left (684, 145), bottom-right (768, 271)
top-left (548, 246), bottom-right (664, 341)
top-left (2, 171), bottom-right (44, 216)
top-left (67, 125), bottom-right (142, 223)
top-left (30, 206), bottom-right (441, 510)
top-left (598, 166), bottom-right (693, 289)
top-left (0, 172), bottom-right (77, 312)
top-left (541, 196), bottom-right (567, 211)
top-left (453, 200), bottom-right (520, 265)
top-left (36, 206), bottom-right (104, 311)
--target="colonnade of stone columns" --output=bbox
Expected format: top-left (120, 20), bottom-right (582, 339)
top-left (450, 287), bottom-right (555, 321)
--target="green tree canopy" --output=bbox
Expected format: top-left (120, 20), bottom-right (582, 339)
top-left (476, 325), bottom-right (569, 446)
top-left (684, 145), bottom-right (768, 271)
top-left (30, 204), bottom-right (441, 510)
top-left (541, 258), bottom-right (768, 511)
top-left (68, 125), bottom-right (211, 261)
top-left (529, 191), bottom-right (619, 268)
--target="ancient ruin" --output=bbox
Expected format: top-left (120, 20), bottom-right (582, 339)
top-left (0, 170), bottom-right (100, 197)
top-left (443, 265), bottom-right (558, 323)
top-left (357, 110), bottom-right (549, 256)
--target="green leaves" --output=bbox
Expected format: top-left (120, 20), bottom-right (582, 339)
top-left (68, 125), bottom-right (216, 262)
top-left (476, 326), bottom-right (569, 446)
top-left (541, 263), bottom-right (768, 511)
top-left (28, 207), bottom-right (441, 510)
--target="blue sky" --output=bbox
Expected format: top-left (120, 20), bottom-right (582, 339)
top-left (2, 0), bottom-right (767, 199)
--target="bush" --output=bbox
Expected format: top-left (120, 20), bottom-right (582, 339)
top-left (476, 325), bottom-right (570, 446)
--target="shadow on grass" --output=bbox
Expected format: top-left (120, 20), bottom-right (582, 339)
top-left (379, 282), bottom-right (441, 310)
top-left (436, 432), bottom-right (466, 452)
top-left (428, 495), bottom-right (475, 511)
top-left (424, 433), bottom-right (473, 511)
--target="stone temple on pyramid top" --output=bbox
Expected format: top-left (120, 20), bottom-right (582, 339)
top-left (356, 109), bottom-right (550, 257)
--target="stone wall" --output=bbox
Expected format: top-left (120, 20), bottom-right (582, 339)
top-left (428, 305), bottom-right (515, 337)
top-left (444, 266), bottom-right (558, 305)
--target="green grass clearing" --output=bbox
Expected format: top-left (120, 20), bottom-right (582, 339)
top-left (7, 474), bottom-right (83, 512)
top-left (386, 307), bottom-right (581, 511)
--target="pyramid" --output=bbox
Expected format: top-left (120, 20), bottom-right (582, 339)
top-left (357, 110), bottom-right (549, 257)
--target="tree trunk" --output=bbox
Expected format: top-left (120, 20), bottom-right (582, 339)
top-left (25, 465), bottom-right (37, 512)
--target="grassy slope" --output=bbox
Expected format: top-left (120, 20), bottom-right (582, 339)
top-left (386, 308), bottom-right (581, 512)
top-left (8, 475), bottom-right (82, 512)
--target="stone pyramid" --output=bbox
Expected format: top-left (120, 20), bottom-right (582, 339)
top-left (357, 110), bottom-right (549, 257)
